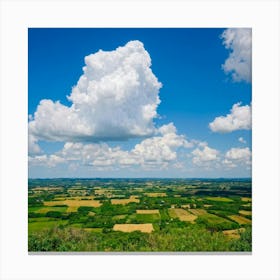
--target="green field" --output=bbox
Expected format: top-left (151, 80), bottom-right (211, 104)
top-left (28, 178), bottom-right (252, 252)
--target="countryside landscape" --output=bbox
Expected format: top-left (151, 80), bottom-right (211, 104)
top-left (28, 178), bottom-right (252, 252)
top-left (28, 28), bottom-right (252, 252)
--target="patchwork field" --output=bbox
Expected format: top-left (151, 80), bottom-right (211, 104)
top-left (188, 209), bottom-right (207, 216)
top-left (241, 197), bottom-right (252, 202)
top-left (223, 228), bottom-right (245, 239)
top-left (206, 197), bottom-right (233, 202)
top-left (239, 210), bottom-right (252, 216)
top-left (113, 223), bottom-right (154, 233)
top-left (229, 215), bottom-right (252, 225)
top-left (144, 192), bottom-right (167, 197)
top-left (111, 196), bottom-right (140, 205)
top-left (169, 208), bottom-right (197, 222)
top-left (28, 178), bottom-right (252, 252)
top-left (136, 209), bottom-right (159, 214)
top-left (44, 199), bottom-right (102, 212)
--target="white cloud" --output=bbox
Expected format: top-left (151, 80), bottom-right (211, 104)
top-left (28, 123), bottom-right (194, 171)
top-left (28, 154), bottom-right (65, 167)
top-left (221, 28), bottom-right (252, 83)
top-left (238, 137), bottom-right (246, 144)
top-left (29, 40), bottom-right (162, 144)
top-left (191, 146), bottom-right (219, 167)
top-left (209, 102), bottom-right (251, 133)
top-left (223, 147), bottom-right (251, 169)
top-left (28, 134), bottom-right (42, 155)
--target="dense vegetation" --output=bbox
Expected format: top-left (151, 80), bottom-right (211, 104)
top-left (28, 178), bottom-right (252, 252)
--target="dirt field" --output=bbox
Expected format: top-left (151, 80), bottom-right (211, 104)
top-left (169, 208), bottom-right (197, 222)
top-left (113, 223), bottom-right (154, 233)
top-left (181, 204), bottom-right (191, 209)
top-left (229, 215), bottom-right (251, 224)
top-left (144, 192), bottom-right (167, 197)
top-left (111, 196), bottom-right (140, 205)
top-left (222, 228), bottom-right (245, 239)
top-left (188, 209), bottom-right (207, 216)
top-left (136, 210), bottom-right (160, 214)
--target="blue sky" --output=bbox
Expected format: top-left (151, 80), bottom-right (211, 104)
top-left (28, 28), bottom-right (252, 178)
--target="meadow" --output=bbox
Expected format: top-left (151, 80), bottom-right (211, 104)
top-left (28, 178), bottom-right (252, 252)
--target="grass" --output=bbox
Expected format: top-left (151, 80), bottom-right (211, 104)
top-left (136, 213), bottom-right (160, 223)
top-left (28, 220), bottom-right (68, 233)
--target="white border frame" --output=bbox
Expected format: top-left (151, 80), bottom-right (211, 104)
top-left (1, 0), bottom-right (279, 279)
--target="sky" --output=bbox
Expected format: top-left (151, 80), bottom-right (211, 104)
top-left (28, 28), bottom-right (252, 178)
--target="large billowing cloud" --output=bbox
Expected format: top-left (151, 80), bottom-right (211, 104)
top-left (221, 28), bottom-right (252, 83)
top-left (209, 102), bottom-right (251, 133)
top-left (29, 40), bottom-right (162, 143)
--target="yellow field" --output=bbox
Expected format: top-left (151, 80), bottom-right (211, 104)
top-left (169, 208), bottom-right (197, 222)
top-left (241, 197), bottom-right (252, 202)
top-left (136, 209), bottom-right (160, 214)
top-left (44, 199), bottom-right (102, 212)
top-left (111, 196), bottom-right (140, 205)
top-left (174, 194), bottom-right (181, 197)
top-left (188, 209), bottom-right (207, 216)
top-left (243, 203), bottom-right (252, 207)
top-left (61, 196), bottom-right (96, 200)
top-left (229, 215), bottom-right (251, 224)
top-left (67, 189), bottom-right (88, 196)
top-left (113, 223), bottom-right (154, 233)
top-left (206, 197), bottom-right (233, 202)
top-left (203, 204), bottom-right (212, 208)
top-left (181, 204), bottom-right (191, 209)
top-left (239, 210), bottom-right (252, 216)
top-left (144, 192), bottom-right (167, 197)
top-left (222, 228), bottom-right (245, 239)
top-left (32, 187), bottom-right (63, 192)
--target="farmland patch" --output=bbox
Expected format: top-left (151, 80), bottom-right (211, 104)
top-left (113, 223), bottom-right (154, 233)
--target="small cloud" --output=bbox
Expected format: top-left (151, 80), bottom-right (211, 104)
top-left (221, 28), bottom-right (252, 83)
top-left (209, 102), bottom-right (251, 133)
top-left (223, 147), bottom-right (251, 169)
top-left (191, 146), bottom-right (219, 167)
top-left (238, 137), bottom-right (246, 144)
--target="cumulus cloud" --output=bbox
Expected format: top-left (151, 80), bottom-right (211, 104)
top-left (29, 40), bottom-right (162, 144)
top-left (28, 123), bottom-right (194, 170)
top-left (191, 146), bottom-right (219, 167)
top-left (29, 154), bottom-right (65, 167)
top-left (223, 147), bottom-right (251, 168)
top-left (209, 102), bottom-right (251, 133)
top-left (28, 134), bottom-right (42, 155)
top-left (221, 28), bottom-right (252, 83)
